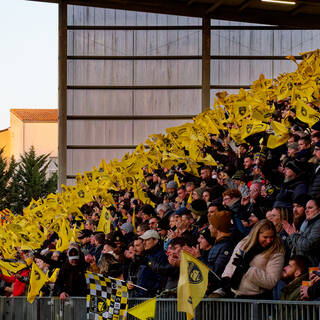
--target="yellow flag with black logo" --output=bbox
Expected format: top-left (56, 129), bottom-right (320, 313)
top-left (295, 100), bottom-right (320, 127)
top-left (127, 297), bottom-right (156, 320)
top-left (177, 250), bottom-right (209, 319)
top-left (27, 262), bottom-right (49, 304)
top-left (96, 206), bottom-right (111, 235)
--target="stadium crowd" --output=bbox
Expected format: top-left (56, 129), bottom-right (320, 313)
top-left (3, 101), bottom-right (320, 304)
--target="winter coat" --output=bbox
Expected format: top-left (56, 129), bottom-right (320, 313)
top-left (207, 236), bottom-right (235, 277)
top-left (53, 260), bottom-right (87, 297)
top-left (0, 268), bottom-right (30, 296)
top-left (220, 239), bottom-right (284, 296)
top-left (274, 176), bottom-right (308, 209)
top-left (309, 164), bottom-right (320, 198)
top-left (281, 273), bottom-right (309, 301)
top-left (287, 213), bottom-right (320, 266)
top-left (135, 243), bottom-right (168, 297)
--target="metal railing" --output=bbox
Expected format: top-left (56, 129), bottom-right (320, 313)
top-left (1, 297), bottom-right (320, 320)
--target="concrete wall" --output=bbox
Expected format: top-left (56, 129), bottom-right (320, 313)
top-left (0, 129), bottom-right (11, 160)
top-left (10, 114), bottom-right (24, 161)
top-left (24, 122), bottom-right (58, 157)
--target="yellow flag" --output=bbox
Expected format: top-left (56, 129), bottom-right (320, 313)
top-left (132, 208), bottom-right (136, 234)
top-left (56, 219), bottom-right (71, 252)
top-left (96, 206), bottom-right (111, 234)
top-left (267, 133), bottom-right (289, 149)
top-left (174, 174), bottom-right (181, 188)
top-left (48, 268), bottom-right (60, 283)
top-left (127, 297), bottom-right (156, 320)
top-left (27, 262), bottom-right (49, 304)
top-left (0, 260), bottom-right (27, 274)
top-left (295, 100), bottom-right (320, 127)
top-left (177, 251), bottom-right (209, 319)
top-left (240, 119), bottom-right (268, 140)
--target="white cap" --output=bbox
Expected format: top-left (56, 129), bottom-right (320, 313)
top-left (139, 229), bottom-right (160, 240)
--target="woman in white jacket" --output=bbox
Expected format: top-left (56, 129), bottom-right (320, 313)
top-left (216, 219), bottom-right (285, 299)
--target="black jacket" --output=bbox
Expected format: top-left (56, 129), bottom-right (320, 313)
top-left (53, 259), bottom-right (87, 297)
top-left (309, 164), bottom-right (320, 198)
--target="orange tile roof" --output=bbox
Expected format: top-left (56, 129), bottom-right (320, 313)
top-left (11, 109), bottom-right (58, 122)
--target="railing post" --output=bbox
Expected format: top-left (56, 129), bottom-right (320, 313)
top-left (251, 301), bottom-right (260, 320)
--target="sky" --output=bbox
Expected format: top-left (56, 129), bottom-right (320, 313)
top-left (0, 0), bottom-right (58, 130)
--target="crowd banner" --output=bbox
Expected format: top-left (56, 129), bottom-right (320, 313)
top-left (85, 272), bottom-right (128, 320)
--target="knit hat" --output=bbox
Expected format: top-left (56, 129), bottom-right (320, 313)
top-left (141, 204), bottom-right (156, 217)
top-left (120, 222), bottom-right (133, 234)
top-left (190, 199), bottom-right (208, 216)
top-left (208, 211), bottom-right (232, 233)
top-left (174, 207), bottom-right (190, 216)
top-left (199, 227), bottom-right (215, 245)
top-left (166, 180), bottom-right (178, 189)
top-left (232, 170), bottom-right (245, 181)
top-left (193, 187), bottom-right (205, 198)
top-left (293, 194), bottom-right (311, 207)
top-left (284, 160), bottom-right (304, 175)
top-left (287, 142), bottom-right (299, 151)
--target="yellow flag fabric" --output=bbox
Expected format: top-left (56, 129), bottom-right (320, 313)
top-left (96, 206), bottom-right (111, 235)
top-left (174, 174), bottom-right (181, 188)
top-left (48, 268), bottom-right (60, 283)
top-left (55, 219), bottom-right (71, 252)
top-left (177, 251), bottom-right (209, 319)
top-left (27, 262), bottom-right (49, 304)
top-left (127, 297), bottom-right (156, 320)
top-left (295, 100), bottom-right (320, 127)
top-left (0, 260), bottom-right (27, 274)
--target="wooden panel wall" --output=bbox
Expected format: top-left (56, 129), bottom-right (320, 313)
top-left (65, 5), bottom-right (320, 180)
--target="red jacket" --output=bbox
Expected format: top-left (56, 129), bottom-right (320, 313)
top-left (0, 268), bottom-right (30, 296)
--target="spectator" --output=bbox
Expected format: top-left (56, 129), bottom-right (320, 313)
top-left (53, 244), bottom-right (87, 300)
top-left (287, 197), bottom-right (320, 266)
top-left (214, 220), bottom-right (284, 299)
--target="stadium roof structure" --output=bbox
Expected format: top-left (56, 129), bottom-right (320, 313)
top-left (31, 0), bottom-right (320, 28)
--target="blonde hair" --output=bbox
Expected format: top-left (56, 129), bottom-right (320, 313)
top-left (99, 253), bottom-right (118, 277)
top-left (241, 219), bottom-right (284, 259)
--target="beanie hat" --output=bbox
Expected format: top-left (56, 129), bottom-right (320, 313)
top-left (199, 227), bottom-right (215, 245)
top-left (287, 142), bottom-right (299, 151)
top-left (190, 199), bottom-right (208, 216)
top-left (120, 222), bottom-right (133, 234)
top-left (284, 160), bottom-right (304, 175)
top-left (232, 170), bottom-right (245, 181)
top-left (293, 194), bottom-right (311, 207)
top-left (174, 207), bottom-right (190, 216)
top-left (208, 211), bottom-right (232, 233)
top-left (166, 180), bottom-right (178, 189)
top-left (141, 204), bottom-right (156, 217)
top-left (193, 187), bottom-right (205, 198)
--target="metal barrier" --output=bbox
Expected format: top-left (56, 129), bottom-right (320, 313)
top-left (1, 297), bottom-right (320, 320)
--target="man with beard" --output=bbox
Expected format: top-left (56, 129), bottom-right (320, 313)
top-left (273, 160), bottom-right (308, 210)
top-left (280, 255), bottom-right (309, 301)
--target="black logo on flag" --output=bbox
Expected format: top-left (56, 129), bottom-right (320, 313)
top-left (187, 261), bottom-right (203, 284)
